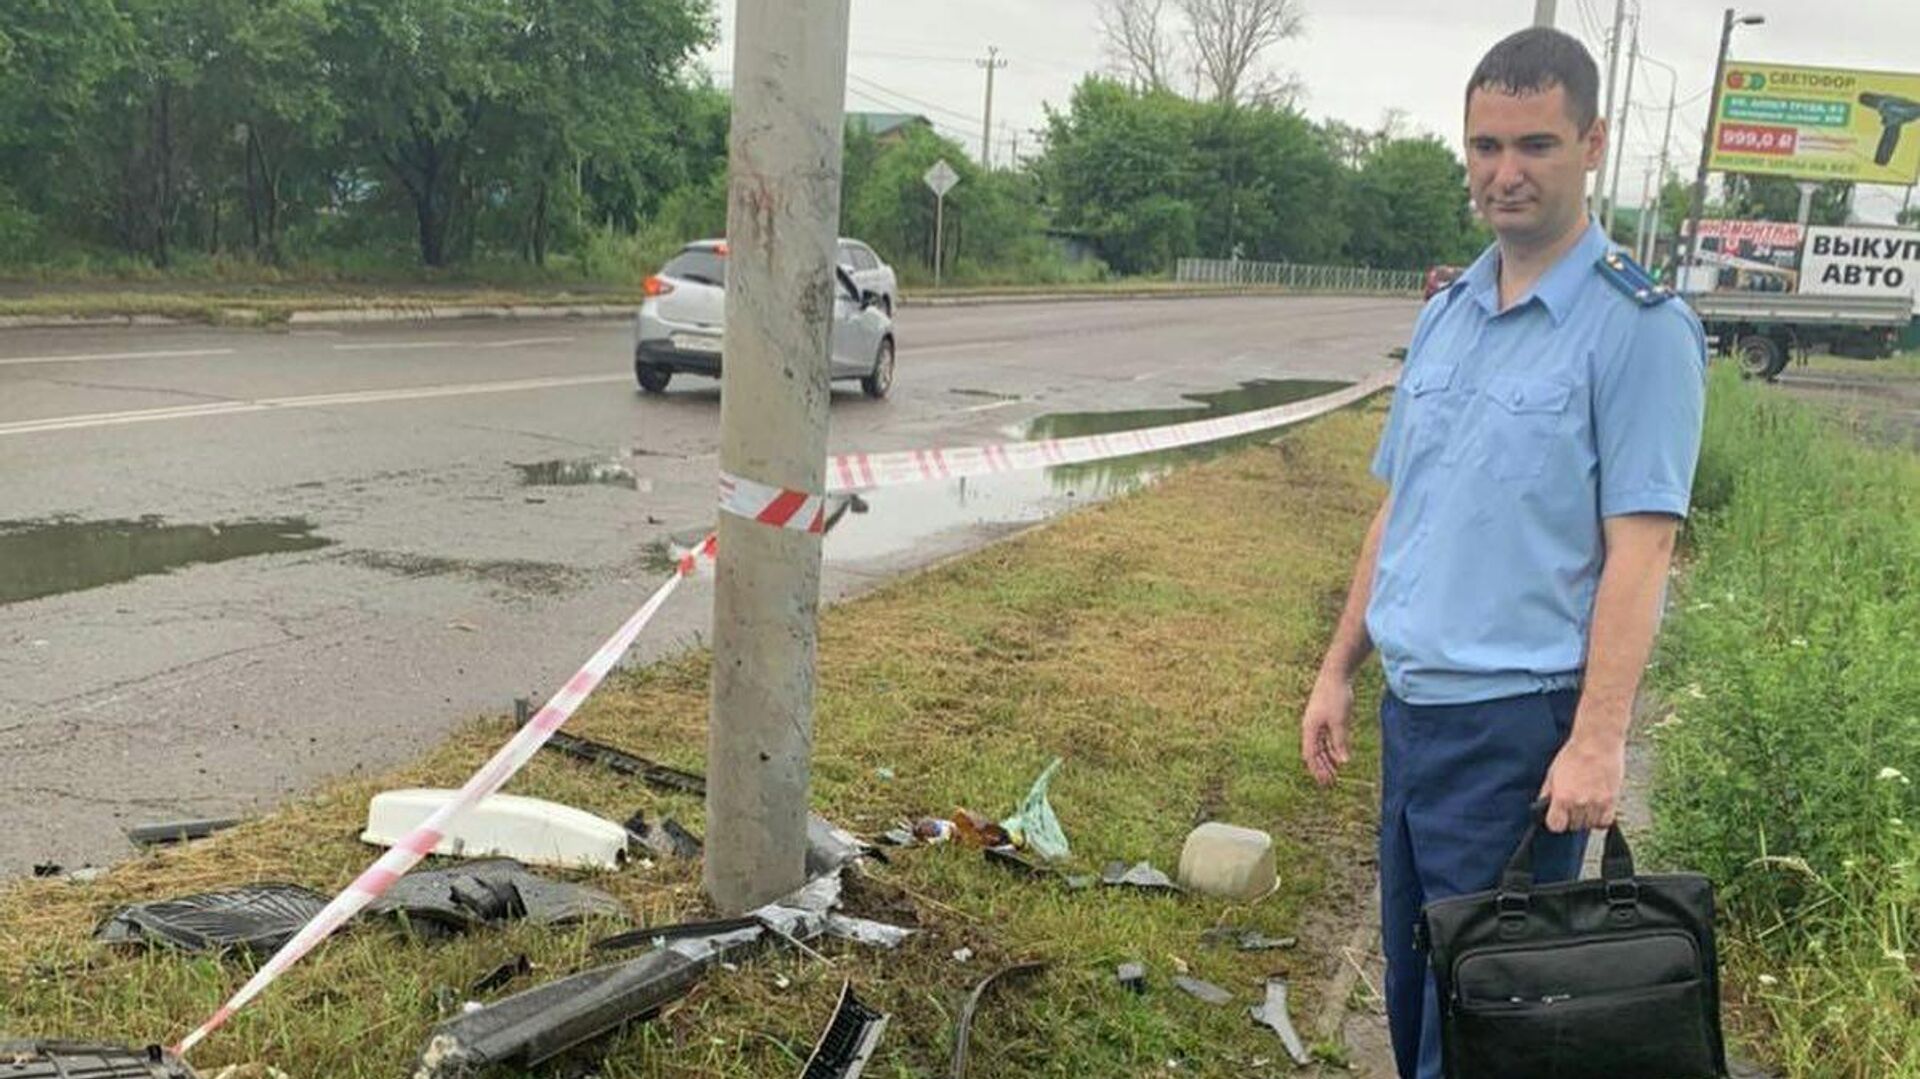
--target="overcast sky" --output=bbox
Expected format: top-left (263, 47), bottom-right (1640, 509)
top-left (700, 0), bottom-right (1918, 225)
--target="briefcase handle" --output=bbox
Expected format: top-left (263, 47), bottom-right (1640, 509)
top-left (1499, 798), bottom-right (1637, 900)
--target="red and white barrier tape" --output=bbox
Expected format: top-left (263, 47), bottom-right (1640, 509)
top-left (720, 370), bottom-right (1395, 526)
top-left (718, 472), bottom-right (828, 534)
top-left (172, 535), bottom-right (717, 1056)
top-left (176, 372), bottom-right (1394, 1054)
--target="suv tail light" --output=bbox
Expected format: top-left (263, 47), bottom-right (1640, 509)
top-left (643, 275), bottom-right (675, 297)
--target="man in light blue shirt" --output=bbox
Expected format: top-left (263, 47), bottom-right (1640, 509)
top-left (1298, 27), bottom-right (1706, 1079)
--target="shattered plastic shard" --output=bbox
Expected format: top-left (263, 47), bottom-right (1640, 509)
top-left (1247, 977), bottom-right (1312, 1066)
top-left (368, 859), bottom-right (626, 937)
top-left (1171, 976), bottom-right (1234, 1006)
top-left (800, 979), bottom-right (890, 1079)
top-left (96, 884), bottom-right (327, 956)
top-left (0, 1041), bottom-right (198, 1079)
top-left (1099, 860), bottom-right (1181, 892)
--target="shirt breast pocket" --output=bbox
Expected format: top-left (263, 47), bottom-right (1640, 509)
top-left (1477, 374), bottom-right (1574, 480)
top-left (1401, 361), bottom-right (1458, 465)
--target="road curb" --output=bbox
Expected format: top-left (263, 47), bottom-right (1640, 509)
top-left (0, 288), bottom-right (1420, 332)
top-left (287, 303), bottom-right (632, 325)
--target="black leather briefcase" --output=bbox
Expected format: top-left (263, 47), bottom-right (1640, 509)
top-left (1420, 804), bottom-right (1727, 1079)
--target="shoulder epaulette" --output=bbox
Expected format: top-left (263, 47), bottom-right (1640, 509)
top-left (1596, 250), bottom-right (1674, 307)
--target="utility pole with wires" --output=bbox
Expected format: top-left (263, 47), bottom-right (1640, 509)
top-left (1592, 0), bottom-right (1627, 217)
top-left (1604, 12), bottom-right (1639, 238)
top-left (1534, 0), bottom-right (1557, 27)
top-left (1637, 50), bottom-right (1680, 267)
top-left (977, 46), bottom-right (1007, 169)
top-left (704, 0), bottom-right (851, 915)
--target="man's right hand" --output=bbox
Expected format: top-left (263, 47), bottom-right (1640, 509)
top-left (1301, 674), bottom-right (1354, 786)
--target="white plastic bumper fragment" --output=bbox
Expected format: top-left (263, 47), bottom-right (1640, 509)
top-left (362, 789), bottom-right (629, 870)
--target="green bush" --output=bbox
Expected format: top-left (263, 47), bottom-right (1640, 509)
top-left (1650, 364), bottom-right (1920, 1076)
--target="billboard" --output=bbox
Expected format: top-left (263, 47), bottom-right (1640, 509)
top-left (1706, 61), bottom-right (1920, 185)
top-left (1799, 226), bottom-right (1920, 302)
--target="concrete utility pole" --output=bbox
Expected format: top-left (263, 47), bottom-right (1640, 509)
top-left (705, 0), bottom-right (852, 915)
top-left (1634, 165), bottom-right (1654, 260)
top-left (1605, 14), bottom-right (1639, 238)
top-left (1592, 0), bottom-right (1627, 216)
top-left (977, 46), bottom-right (1007, 169)
top-left (1533, 0), bottom-right (1557, 27)
top-left (1683, 9), bottom-right (1765, 289)
top-left (1796, 181), bottom-right (1819, 226)
top-left (1637, 51), bottom-right (1679, 266)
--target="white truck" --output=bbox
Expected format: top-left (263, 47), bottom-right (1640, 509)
top-left (1681, 224), bottom-right (1919, 380)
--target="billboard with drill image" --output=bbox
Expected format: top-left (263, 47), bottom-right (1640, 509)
top-left (1706, 61), bottom-right (1920, 185)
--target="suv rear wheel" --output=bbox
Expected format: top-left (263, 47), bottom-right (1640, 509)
top-left (635, 359), bottom-right (672, 394)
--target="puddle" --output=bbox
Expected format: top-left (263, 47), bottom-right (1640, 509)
top-left (826, 378), bottom-right (1351, 564)
top-left (514, 458), bottom-right (643, 491)
top-left (0, 517), bottom-right (332, 606)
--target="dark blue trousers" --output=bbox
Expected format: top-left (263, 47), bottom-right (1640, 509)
top-left (1379, 689), bottom-right (1588, 1079)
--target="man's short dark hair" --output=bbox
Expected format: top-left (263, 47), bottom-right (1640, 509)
top-left (1465, 27), bottom-right (1600, 131)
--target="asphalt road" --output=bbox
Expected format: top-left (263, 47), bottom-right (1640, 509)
top-left (0, 294), bottom-right (1417, 876)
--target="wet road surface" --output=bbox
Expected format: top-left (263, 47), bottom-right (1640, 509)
top-left (0, 294), bottom-right (1416, 875)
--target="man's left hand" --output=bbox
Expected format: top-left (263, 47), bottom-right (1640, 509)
top-left (1538, 732), bottom-right (1626, 833)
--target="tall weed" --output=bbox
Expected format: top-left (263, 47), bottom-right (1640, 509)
top-left (1651, 364), bottom-right (1920, 1076)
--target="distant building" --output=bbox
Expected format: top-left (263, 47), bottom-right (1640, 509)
top-left (847, 112), bottom-right (933, 146)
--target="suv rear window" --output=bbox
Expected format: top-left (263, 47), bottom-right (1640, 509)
top-left (662, 249), bottom-right (725, 286)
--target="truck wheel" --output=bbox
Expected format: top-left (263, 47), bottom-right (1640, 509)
top-left (1735, 334), bottom-right (1787, 381)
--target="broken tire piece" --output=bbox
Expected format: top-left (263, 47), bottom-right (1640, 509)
top-left (949, 961), bottom-right (1044, 1079)
top-left (800, 979), bottom-right (889, 1079)
top-left (0, 1041), bottom-right (197, 1078)
top-left (1171, 976), bottom-right (1234, 1006)
top-left (368, 859), bottom-right (626, 938)
top-left (96, 884), bottom-right (327, 956)
top-left (1248, 977), bottom-right (1313, 1066)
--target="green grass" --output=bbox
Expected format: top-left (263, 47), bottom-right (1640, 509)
top-left (1799, 347), bottom-right (1920, 379)
top-left (0, 407), bottom-right (1392, 1076)
top-left (1649, 364), bottom-right (1920, 1078)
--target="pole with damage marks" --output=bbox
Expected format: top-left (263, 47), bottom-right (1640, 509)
top-left (705, 0), bottom-right (852, 914)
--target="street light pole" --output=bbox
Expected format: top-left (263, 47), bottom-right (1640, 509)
top-left (1636, 51), bottom-right (1679, 266)
top-left (1682, 8), bottom-right (1764, 290)
top-left (705, 0), bottom-right (852, 915)
top-left (1533, 0), bottom-right (1557, 27)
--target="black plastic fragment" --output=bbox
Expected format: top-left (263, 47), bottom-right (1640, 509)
top-left (800, 979), bottom-right (889, 1079)
top-left (1116, 962), bottom-right (1147, 994)
top-left (95, 883), bottom-right (327, 956)
top-left (368, 859), bottom-right (625, 938)
top-left (470, 954), bottom-right (533, 995)
top-left (0, 1040), bottom-right (198, 1078)
top-left (623, 812), bottom-right (704, 860)
top-left (591, 916), bottom-right (764, 954)
top-left (515, 701), bottom-right (705, 796)
top-left (948, 961), bottom-right (1044, 1079)
top-left (414, 949), bottom-right (706, 1077)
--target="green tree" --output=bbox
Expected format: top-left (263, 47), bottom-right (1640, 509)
top-left (1035, 79), bottom-right (1200, 274)
top-left (1722, 174), bottom-right (1851, 225)
top-left (1344, 136), bottom-right (1475, 269)
top-left (326, 0), bottom-right (713, 266)
top-left (843, 125), bottom-right (1044, 279)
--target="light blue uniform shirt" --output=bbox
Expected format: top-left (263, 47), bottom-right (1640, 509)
top-left (1366, 221), bottom-right (1707, 706)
